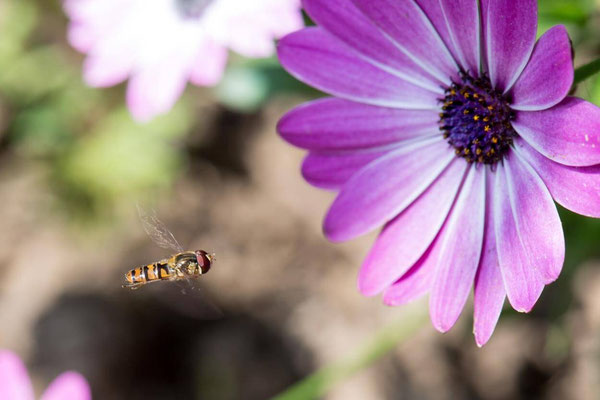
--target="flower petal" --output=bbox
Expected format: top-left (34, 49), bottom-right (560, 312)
top-left (324, 138), bottom-right (454, 241)
top-left (383, 245), bottom-right (436, 306)
top-left (189, 41), bottom-right (228, 86)
top-left (473, 168), bottom-right (505, 347)
top-left (515, 140), bottom-right (600, 218)
top-left (0, 351), bottom-right (34, 400)
top-left (506, 152), bottom-right (565, 284)
top-left (384, 191), bottom-right (456, 306)
top-left (512, 97), bottom-right (600, 167)
top-left (80, 8), bottom-right (140, 87)
top-left (210, 0), bottom-right (303, 58)
top-left (40, 372), bottom-right (91, 400)
top-left (430, 165), bottom-right (485, 333)
top-left (493, 163), bottom-right (543, 312)
top-left (278, 98), bottom-right (440, 151)
top-left (301, 148), bottom-right (392, 190)
top-left (510, 26), bottom-right (573, 112)
top-left (414, 0), bottom-right (459, 66)
top-left (64, 0), bottom-right (126, 52)
top-left (126, 60), bottom-right (190, 122)
top-left (485, 0), bottom-right (537, 92)
top-left (351, 0), bottom-right (459, 85)
top-left (277, 27), bottom-right (441, 109)
top-left (302, 0), bottom-right (444, 91)
top-left (438, 0), bottom-right (481, 75)
top-left (359, 159), bottom-right (467, 296)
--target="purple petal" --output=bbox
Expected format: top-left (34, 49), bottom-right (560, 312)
top-left (0, 351), bottom-right (34, 400)
top-left (506, 152), bottom-right (565, 284)
top-left (494, 153), bottom-right (565, 312)
top-left (301, 148), bottom-right (392, 190)
top-left (512, 97), bottom-right (600, 167)
top-left (479, 0), bottom-right (490, 72)
top-left (515, 140), bottom-right (600, 218)
top-left (510, 26), bottom-right (573, 111)
top-left (493, 160), bottom-right (543, 313)
top-left (278, 98), bottom-right (440, 151)
top-left (438, 0), bottom-right (481, 75)
top-left (277, 27), bottom-right (441, 109)
top-left (40, 372), bottom-right (91, 400)
top-left (351, 0), bottom-right (459, 85)
top-left (302, 0), bottom-right (444, 91)
top-left (414, 0), bottom-right (460, 67)
top-left (430, 165), bottom-right (485, 333)
top-left (383, 249), bottom-right (435, 305)
top-left (485, 0), bottom-right (537, 92)
top-left (324, 138), bottom-right (454, 241)
top-left (473, 168), bottom-right (505, 347)
top-left (359, 159), bottom-right (467, 296)
top-left (383, 194), bottom-right (455, 306)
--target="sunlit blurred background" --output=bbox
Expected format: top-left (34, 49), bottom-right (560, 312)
top-left (1, 0), bottom-right (600, 399)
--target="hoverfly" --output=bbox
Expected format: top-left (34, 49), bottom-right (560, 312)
top-left (123, 206), bottom-right (215, 290)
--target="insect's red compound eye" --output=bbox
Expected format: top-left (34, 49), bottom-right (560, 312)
top-left (196, 250), bottom-right (211, 273)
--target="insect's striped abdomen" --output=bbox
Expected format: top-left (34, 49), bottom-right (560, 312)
top-left (125, 262), bottom-right (172, 287)
top-left (156, 262), bottom-right (172, 280)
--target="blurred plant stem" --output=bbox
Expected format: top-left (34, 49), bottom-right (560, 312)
top-left (271, 305), bottom-right (428, 400)
top-left (574, 58), bottom-right (600, 85)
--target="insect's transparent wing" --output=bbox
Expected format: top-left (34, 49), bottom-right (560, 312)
top-left (137, 204), bottom-right (184, 253)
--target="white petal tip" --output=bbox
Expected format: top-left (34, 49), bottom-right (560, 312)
top-left (474, 332), bottom-right (491, 347)
top-left (432, 322), bottom-right (452, 333)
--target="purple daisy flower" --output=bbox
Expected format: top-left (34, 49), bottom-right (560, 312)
top-left (64, 0), bottom-right (303, 122)
top-left (277, 0), bottom-right (600, 346)
top-left (0, 350), bottom-right (91, 400)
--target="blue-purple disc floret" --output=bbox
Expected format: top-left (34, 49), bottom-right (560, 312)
top-left (440, 73), bottom-right (517, 165)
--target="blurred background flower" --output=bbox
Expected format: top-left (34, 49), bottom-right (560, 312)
top-left (64, 0), bottom-right (304, 121)
top-left (0, 0), bottom-right (599, 399)
top-left (0, 350), bottom-right (90, 400)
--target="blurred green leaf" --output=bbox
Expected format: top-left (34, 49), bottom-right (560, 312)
top-left (56, 103), bottom-right (193, 211)
top-left (574, 58), bottom-right (600, 86)
top-left (216, 56), bottom-right (322, 112)
top-left (12, 105), bottom-right (72, 156)
top-left (538, 0), bottom-right (594, 25)
top-left (216, 65), bottom-right (270, 113)
top-left (0, 0), bottom-right (38, 60)
top-left (591, 75), bottom-right (600, 106)
top-left (0, 45), bottom-right (72, 102)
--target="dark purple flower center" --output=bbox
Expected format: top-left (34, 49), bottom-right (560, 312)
top-left (439, 73), bottom-right (517, 165)
top-left (175, 0), bottom-right (215, 19)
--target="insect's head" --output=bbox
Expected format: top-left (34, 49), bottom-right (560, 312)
top-left (195, 250), bottom-right (214, 274)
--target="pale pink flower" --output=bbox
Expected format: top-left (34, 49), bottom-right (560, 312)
top-left (0, 350), bottom-right (91, 400)
top-left (64, 0), bottom-right (303, 121)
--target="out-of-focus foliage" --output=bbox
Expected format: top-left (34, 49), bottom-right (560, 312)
top-left (591, 75), bottom-right (600, 105)
top-left (538, 0), bottom-right (596, 33)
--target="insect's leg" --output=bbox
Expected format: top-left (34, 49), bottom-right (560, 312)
top-left (122, 283), bottom-right (143, 290)
top-left (174, 280), bottom-right (188, 295)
